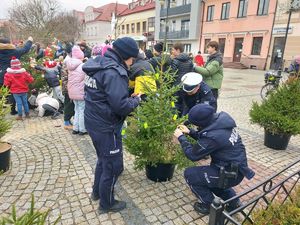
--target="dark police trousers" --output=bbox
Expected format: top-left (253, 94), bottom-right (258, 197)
top-left (88, 124), bottom-right (124, 209)
top-left (184, 164), bottom-right (244, 206)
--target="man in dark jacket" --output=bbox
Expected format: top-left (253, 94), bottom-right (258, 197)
top-left (148, 42), bottom-right (171, 72)
top-left (170, 42), bottom-right (194, 86)
top-left (79, 41), bottom-right (91, 59)
top-left (177, 72), bottom-right (216, 116)
top-left (0, 36), bottom-right (33, 114)
top-left (83, 37), bottom-right (141, 213)
top-left (174, 104), bottom-right (255, 215)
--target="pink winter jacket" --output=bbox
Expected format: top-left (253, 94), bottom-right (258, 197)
top-left (66, 58), bottom-right (86, 100)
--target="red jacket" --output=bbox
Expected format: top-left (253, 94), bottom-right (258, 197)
top-left (194, 54), bottom-right (204, 67)
top-left (4, 68), bottom-right (34, 94)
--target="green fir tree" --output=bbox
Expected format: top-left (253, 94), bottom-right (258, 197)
top-left (124, 57), bottom-right (193, 170)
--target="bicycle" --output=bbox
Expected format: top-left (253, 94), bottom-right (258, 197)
top-left (260, 70), bottom-right (282, 99)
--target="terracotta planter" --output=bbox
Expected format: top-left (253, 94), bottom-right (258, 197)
top-left (145, 163), bottom-right (175, 182)
top-left (264, 130), bottom-right (291, 150)
top-left (0, 142), bottom-right (11, 173)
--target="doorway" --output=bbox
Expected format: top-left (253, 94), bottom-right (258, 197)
top-left (233, 38), bottom-right (244, 62)
top-left (270, 37), bottom-right (285, 70)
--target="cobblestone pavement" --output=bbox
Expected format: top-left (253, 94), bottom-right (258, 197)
top-left (0, 69), bottom-right (299, 224)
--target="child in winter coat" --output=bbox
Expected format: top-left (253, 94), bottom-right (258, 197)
top-left (66, 46), bottom-right (87, 135)
top-left (28, 92), bottom-right (60, 119)
top-left (35, 60), bottom-right (65, 103)
top-left (4, 57), bottom-right (34, 120)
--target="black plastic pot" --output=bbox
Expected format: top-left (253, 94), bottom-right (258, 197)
top-left (0, 142), bottom-right (11, 173)
top-left (264, 130), bottom-right (291, 150)
top-left (145, 163), bottom-right (175, 182)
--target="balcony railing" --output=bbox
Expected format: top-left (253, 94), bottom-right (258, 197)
top-left (159, 30), bottom-right (189, 39)
top-left (160, 4), bottom-right (191, 17)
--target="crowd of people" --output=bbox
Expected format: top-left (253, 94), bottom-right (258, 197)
top-left (1, 34), bottom-right (300, 215)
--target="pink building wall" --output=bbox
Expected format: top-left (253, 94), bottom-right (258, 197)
top-left (200, 0), bottom-right (276, 70)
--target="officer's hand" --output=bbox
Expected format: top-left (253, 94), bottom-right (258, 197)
top-left (28, 36), bottom-right (33, 42)
top-left (177, 125), bottom-right (190, 134)
top-left (174, 128), bottom-right (184, 139)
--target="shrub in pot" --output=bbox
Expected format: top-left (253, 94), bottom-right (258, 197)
top-left (249, 80), bottom-right (300, 150)
top-left (124, 64), bottom-right (193, 182)
top-left (0, 87), bottom-right (12, 173)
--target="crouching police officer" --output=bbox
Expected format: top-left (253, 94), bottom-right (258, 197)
top-left (177, 72), bottom-right (217, 117)
top-left (174, 104), bottom-right (255, 215)
top-left (83, 37), bottom-right (141, 213)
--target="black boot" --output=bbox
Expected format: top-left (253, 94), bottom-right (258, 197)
top-left (193, 202), bottom-right (210, 215)
top-left (90, 192), bottom-right (100, 201)
top-left (98, 200), bottom-right (126, 213)
top-left (226, 200), bottom-right (242, 212)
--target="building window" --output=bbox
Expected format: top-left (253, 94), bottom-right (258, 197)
top-left (238, 0), bottom-right (248, 18)
top-left (122, 25), bottom-right (125, 34)
top-left (182, 0), bottom-right (191, 5)
top-left (131, 23), bottom-right (135, 33)
top-left (160, 19), bottom-right (165, 32)
top-left (126, 24), bottom-right (129, 34)
top-left (148, 17), bottom-right (155, 28)
top-left (219, 38), bottom-right (226, 55)
top-left (257, 0), bottom-right (269, 15)
top-left (184, 44), bottom-right (191, 53)
top-left (251, 37), bottom-right (263, 55)
top-left (142, 21), bottom-right (147, 32)
top-left (181, 20), bottom-right (190, 31)
top-left (137, 22), bottom-right (140, 33)
top-left (221, 2), bottom-right (230, 20)
top-left (207, 5), bottom-right (215, 21)
top-left (204, 38), bottom-right (211, 53)
top-left (170, 20), bottom-right (176, 32)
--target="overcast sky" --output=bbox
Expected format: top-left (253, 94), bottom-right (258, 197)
top-left (1, 0), bottom-right (132, 19)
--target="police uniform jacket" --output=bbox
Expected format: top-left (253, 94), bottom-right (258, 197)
top-left (178, 112), bottom-right (255, 180)
top-left (181, 82), bottom-right (217, 115)
top-left (82, 48), bottom-right (140, 133)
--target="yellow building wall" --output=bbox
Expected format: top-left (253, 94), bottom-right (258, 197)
top-left (117, 9), bottom-right (155, 38)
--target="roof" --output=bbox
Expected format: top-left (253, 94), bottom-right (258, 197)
top-left (94, 3), bottom-right (128, 22)
top-left (119, 0), bottom-right (155, 16)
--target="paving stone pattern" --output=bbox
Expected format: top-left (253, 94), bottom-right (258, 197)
top-left (0, 69), bottom-right (299, 224)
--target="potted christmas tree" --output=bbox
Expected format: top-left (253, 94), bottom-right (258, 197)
top-left (0, 87), bottom-right (12, 173)
top-left (124, 63), bottom-right (192, 182)
top-left (249, 80), bottom-right (300, 150)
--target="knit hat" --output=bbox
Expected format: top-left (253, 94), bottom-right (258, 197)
top-left (188, 104), bottom-right (215, 128)
top-left (181, 72), bottom-right (203, 93)
top-left (154, 42), bottom-right (163, 53)
top-left (72, 45), bottom-right (84, 59)
top-left (10, 57), bottom-right (22, 70)
top-left (113, 37), bottom-right (139, 60)
top-left (92, 44), bottom-right (103, 56)
top-left (45, 60), bottom-right (57, 68)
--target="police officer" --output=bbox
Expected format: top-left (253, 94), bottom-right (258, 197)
top-left (173, 104), bottom-right (255, 215)
top-left (83, 37), bottom-right (141, 213)
top-left (177, 72), bottom-right (216, 116)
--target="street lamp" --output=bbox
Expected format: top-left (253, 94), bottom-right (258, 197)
top-left (160, 0), bottom-right (176, 52)
top-left (279, 0), bottom-right (299, 74)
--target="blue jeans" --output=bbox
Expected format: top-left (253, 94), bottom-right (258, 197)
top-left (13, 93), bottom-right (29, 116)
top-left (73, 100), bottom-right (86, 132)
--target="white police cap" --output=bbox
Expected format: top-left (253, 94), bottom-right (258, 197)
top-left (181, 72), bottom-right (203, 92)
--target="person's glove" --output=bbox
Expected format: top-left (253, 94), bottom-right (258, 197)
top-left (174, 128), bottom-right (183, 139)
top-left (28, 36), bottom-right (33, 42)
